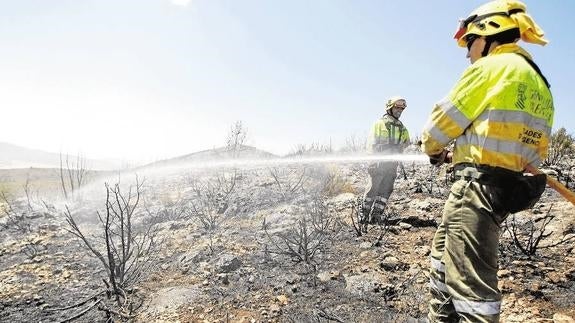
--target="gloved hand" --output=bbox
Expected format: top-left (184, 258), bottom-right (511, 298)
top-left (429, 149), bottom-right (452, 166)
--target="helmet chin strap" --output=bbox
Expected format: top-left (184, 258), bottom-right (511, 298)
top-left (481, 37), bottom-right (494, 57)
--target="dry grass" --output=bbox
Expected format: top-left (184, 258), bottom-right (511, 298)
top-left (321, 167), bottom-right (358, 196)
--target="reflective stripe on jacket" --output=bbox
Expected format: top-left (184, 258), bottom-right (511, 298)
top-left (421, 44), bottom-right (554, 171)
top-left (369, 114), bottom-right (410, 153)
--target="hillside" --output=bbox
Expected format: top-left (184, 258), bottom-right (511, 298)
top-left (139, 145), bottom-right (278, 169)
top-left (140, 145), bottom-right (278, 171)
top-left (0, 159), bottom-right (574, 322)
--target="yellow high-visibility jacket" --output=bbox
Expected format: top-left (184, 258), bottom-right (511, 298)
top-left (369, 114), bottom-right (410, 153)
top-left (421, 44), bottom-right (554, 172)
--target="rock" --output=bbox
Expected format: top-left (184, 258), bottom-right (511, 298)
top-left (553, 313), bottom-right (575, 323)
top-left (215, 253), bottom-right (242, 273)
top-left (316, 271), bottom-right (340, 282)
top-left (413, 200), bottom-right (432, 211)
top-left (416, 246), bottom-right (431, 256)
top-left (198, 261), bottom-right (211, 273)
top-left (546, 272), bottom-right (563, 284)
top-left (316, 271), bottom-right (331, 282)
top-left (179, 250), bottom-right (204, 265)
top-left (380, 257), bottom-right (400, 271)
top-left (511, 260), bottom-right (524, 266)
top-left (359, 242), bottom-right (372, 249)
top-left (497, 269), bottom-right (511, 278)
top-left (359, 249), bottom-right (378, 259)
top-left (276, 294), bottom-right (288, 305)
top-left (216, 273), bottom-right (229, 285)
top-left (382, 251), bottom-right (394, 258)
top-left (144, 286), bottom-right (201, 314)
top-left (385, 256), bottom-right (399, 262)
top-left (498, 279), bottom-right (514, 292)
top-left (344, 273), bottom-right (387, 295)
top-left (399, 222), bottom-right (412, 230)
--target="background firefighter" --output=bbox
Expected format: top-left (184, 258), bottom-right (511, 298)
top-left (421, 1), bottom-right (554, 322)
top-left (361, 96), bottom-right (410, 224)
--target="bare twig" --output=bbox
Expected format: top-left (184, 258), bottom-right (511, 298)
top-left (0, 191), bottom-right (32, 233)
top-left (269, 167), bottom-right (309, 201)
top-left (317, 308), bottom-right (345, 323)
top-left (263, 197), bottom-right (340, 264)
top-left (59, 152), bottom-right (91, 200)
top-left (504, 205), bottom-right (575, 256)
top-left (58, 299), bottom-right (102, 323)
top-left (47, 290), bottom-right (105, 312)
top-left (64, 177), bottom-right (159, 318)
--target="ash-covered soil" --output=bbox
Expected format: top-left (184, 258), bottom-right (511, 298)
top-left (1, 161), bottom-right (574, 323)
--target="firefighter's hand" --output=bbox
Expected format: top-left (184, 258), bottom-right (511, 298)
top-left (429, 149), bottom-right (452, 166)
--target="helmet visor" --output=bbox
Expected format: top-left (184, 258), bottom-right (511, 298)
top-left (393, 101), bottom-right (406, 109)
top-left (453, 14), bottom-right (477, 40)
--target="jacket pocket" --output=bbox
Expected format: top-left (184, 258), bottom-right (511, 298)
top-left (450, 179), bottom-right (468, 198)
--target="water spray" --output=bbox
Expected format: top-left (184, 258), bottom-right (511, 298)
top-left (144, 153), bottom-right (430, 172)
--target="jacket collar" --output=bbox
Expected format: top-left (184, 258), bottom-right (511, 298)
top-left (383, 113), bottom-right (401, 123)
top-left (489, 43), bottom-right (533, 60)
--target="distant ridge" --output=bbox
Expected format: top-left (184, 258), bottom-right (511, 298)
top-left (140, 145), bottom-right (277, 169)
top-left (0, 142), bottom-right (121, 170)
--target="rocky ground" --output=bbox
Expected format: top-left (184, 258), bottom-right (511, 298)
top-left (1, 160), bottom-right (575, 323)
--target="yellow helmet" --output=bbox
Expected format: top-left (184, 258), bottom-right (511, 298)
top-left (385, 96), bottom-right (407, 112)
top-left (454, 0), bottom-right (547, 48)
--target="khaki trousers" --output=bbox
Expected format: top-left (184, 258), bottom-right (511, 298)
top-left (362, 161), bottom-right (398, 216)
top-left (428, 179), bottom-right (509, 323)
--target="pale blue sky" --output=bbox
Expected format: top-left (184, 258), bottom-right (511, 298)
top-left (1, 0), bottom-right (573, 162)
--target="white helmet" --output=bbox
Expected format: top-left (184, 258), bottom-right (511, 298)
top-left (385, 96), bottom-right (407, 112)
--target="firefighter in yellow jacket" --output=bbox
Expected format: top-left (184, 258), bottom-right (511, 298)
top-left (421, 1), bottom-right (553, 322)
top-left (362, 96), bottom-right (410, 224)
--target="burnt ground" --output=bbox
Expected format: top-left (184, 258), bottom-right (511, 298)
top-left (1, 161), bottom-right (575, 323)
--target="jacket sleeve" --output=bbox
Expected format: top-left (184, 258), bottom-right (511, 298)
top-left (368, 120), bottom-right (389, 153)
top-left (366, 121), bottom-right (379, 153)
top-left (400, 126), bottom-right (410, 151)
top-left (421, 64), bottom-right (489, 156)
